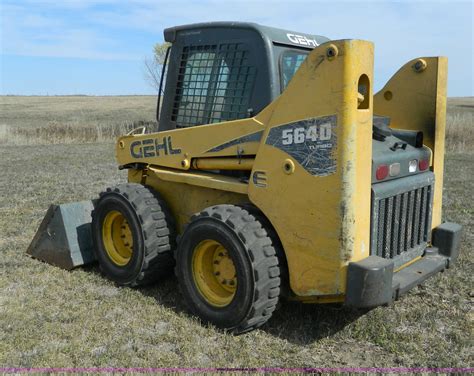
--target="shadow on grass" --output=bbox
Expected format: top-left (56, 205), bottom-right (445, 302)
top-left (82, 263), bottom-right (189, 314)
top-left (82, 263), bottom-right (366, 344)
top-left (261, 301), bottom-right (366, 344)
top-left (139, 276), bottom-right (190, 315)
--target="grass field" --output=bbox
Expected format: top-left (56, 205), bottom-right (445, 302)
top-left (0, 96), bottom-right (472, 369)
top-left (0, 96), bottom-right (157, 144)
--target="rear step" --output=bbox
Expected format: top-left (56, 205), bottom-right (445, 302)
top-left (392, 250), bottom-right (446, 299)
top-left (345, 222), bottom-right (462, 308)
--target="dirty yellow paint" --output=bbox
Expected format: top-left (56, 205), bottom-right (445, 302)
top-left (116, 117), bottom-right (263, 169)
top-left (248, 40), bottom-right (374, 296)
top-left (374, 57), bottom-right (447, 228)
top-left (291, 294), bottom-right (345, 304)
top-left (143, 169), bottom-right (247, 232)
top-left (117, 41), bottom-right (448, 300)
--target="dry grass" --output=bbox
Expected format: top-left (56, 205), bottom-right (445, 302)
top-left (0, 95), bottom-right (157, 129)
top-left (0, 95), bottom-right (158, 144)
top-left (0, 121), bottom-right (154, 144)
top-left (446, 97), bottom-right (474, 152)
top-left (0, 95), bottom-right (472, 369)
top-left (1, 96), bottom-right (473, 152)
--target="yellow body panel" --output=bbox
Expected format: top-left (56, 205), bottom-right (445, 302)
top-left (131, 169), bottom-right (247, 232)
top-left (117, 117), bottom-right (264, 169)
top-left (147, 166), bottom-right (248, 194)
top-left (118, 40), bottom-right (448, 299)
top-left (290, 295), bottom-right (345, 304)
top-left (373, 57), bottom-right (447, 227)
top-left (249, 40), bottom-right (373, 296)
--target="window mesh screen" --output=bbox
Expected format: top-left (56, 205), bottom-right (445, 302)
top-left (172, 43), bottom-right (256, 128)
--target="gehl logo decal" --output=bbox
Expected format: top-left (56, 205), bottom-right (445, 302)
top-left (130, 136), bottom-right (182, 158)
top-left (286, 33), bottom-right (319, 47)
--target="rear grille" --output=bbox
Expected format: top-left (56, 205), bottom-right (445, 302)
top-left (371, 173), bottom-right (434, 267)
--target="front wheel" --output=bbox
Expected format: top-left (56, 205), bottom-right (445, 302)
top-left (91, 183), bottom-right (175, 286)
top-left (175, 205), bottom-right (281, 333)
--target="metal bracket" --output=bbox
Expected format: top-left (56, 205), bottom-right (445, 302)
top-left (126, 126), bottom-right (147, 136)
top-left (390, 142), bottom-right (408, 151)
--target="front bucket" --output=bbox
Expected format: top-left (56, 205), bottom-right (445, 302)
top-left (27, 201), bottom-right (97, 270)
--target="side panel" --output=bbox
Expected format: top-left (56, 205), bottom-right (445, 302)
top-left (116, 117), bottom-right (264, 168)
top-left (249, 40), bottom-right (374, 296)
top-left (131, 169), bottom-right (248, 232)
top-left (373, 57), bottom-right (448, 228)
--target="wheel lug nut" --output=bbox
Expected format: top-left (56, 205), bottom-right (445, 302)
top-left (229, 281), bottom-right (235, 286)
top-left (213, 260), bottom-right (219, 265)
top-left (218, 252), bottom-right (224, 257)
top-left (214, 271), bottom-right (220, 276)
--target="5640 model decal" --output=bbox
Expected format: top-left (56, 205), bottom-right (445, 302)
top-left (282, 122), bottom-right (332, 145)
top-left (266, 115), bottom-right (337, 176)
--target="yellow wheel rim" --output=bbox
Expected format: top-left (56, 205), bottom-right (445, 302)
top-left (102, 210), bottom-right (133, 266)
top-left (192, 239), bottom-right (237, 307)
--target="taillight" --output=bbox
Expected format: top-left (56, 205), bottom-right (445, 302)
top-left (376, 164), bottom-right (389, 180)
top-left (419, 159), bottom-right (429, 171)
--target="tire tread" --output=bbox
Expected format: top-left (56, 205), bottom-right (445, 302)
top-left (177, 204), bottom-right (281, 333)
top-left (92, 183), bottom-right (175, 287)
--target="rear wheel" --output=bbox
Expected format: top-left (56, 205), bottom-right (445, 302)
top-left (176, 204), bottom-right (281, 333)
top-left (192, 239), bottom-right (238, 307)
top-left (91, 183), bottom-right (175, 286)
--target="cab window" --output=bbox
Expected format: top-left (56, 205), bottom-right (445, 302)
top-left (172, 43), bottom-right (256, 128)
top-left (280, 50), bottom-right (308, 90)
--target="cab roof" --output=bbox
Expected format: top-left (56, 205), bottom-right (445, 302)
top-left (164, 21), bottom-right (330, 49)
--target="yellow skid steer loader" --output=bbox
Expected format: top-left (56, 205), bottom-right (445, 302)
top-left (28, 22), bottom-right (462, 333)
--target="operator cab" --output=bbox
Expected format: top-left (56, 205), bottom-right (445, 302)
top-left (158, 22), bottom-right (329, 131)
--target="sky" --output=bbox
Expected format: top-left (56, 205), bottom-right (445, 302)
top-left (1, 0), bottom-right (472, 96)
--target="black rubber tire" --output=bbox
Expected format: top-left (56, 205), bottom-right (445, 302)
top-left (91, 183), bottom-right (175, 286)
top-left (238, 204), bottom-right (290, 298)
top-left (175, 204), bottom-right (281, 334)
